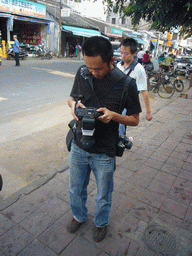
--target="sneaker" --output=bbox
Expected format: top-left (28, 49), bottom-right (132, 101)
top-left (67, 218), bottom-right (84, 233)
top-left (93, 226), bottom-right (107, 242)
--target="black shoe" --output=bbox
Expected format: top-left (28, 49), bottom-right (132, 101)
top-left (93, 226), bottom-right (107, 242)
top-left (67, 218), bottom-right (84, 233)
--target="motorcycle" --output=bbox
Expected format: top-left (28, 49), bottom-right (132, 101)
top-left (7, 48), bottom-right (28, 60)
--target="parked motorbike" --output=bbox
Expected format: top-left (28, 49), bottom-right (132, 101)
top-left (7, 48), bottom-right (28, 60)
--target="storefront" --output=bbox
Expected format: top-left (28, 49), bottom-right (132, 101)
top-left (61, 25), bottom-right (101, 57)
top-left (0, 0), bottom-right (50, 55)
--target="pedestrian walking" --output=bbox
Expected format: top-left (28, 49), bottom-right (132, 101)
top-left (67, 36), bottom-right (141, 242)
top-left (137, 48), bottom-right (145, 64)
top-left (117, 38), bottom-right (152, 138)
top-left (77, 43), bottom-right (82, 60)
top-left (13, 35), bottom-right (20, 66)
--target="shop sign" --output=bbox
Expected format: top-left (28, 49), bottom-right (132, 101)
top-left (0, 0), bottom-right (46, 19)
top-left (105, 26), bottom-right (123, 38)
top-left (61, 8), bottom-right (70, 17)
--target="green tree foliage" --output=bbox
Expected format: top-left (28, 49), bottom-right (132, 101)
top-left (108, 0), bottom-right (192, 37)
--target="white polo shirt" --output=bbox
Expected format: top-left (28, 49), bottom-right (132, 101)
top-left (117, 61), bottom-right (147, 91)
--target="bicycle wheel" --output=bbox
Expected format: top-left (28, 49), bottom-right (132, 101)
top-left (147, 75), bottom-right (157, 91)
top-left (157, 82), bottom-right (175, 99)
top-left (173, 79), bottom-right (184, 92)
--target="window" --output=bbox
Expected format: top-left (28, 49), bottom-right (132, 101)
top-left (122, 18), bottom-right (126, 24)
top-left (112, 18), bottom-right (116, 24)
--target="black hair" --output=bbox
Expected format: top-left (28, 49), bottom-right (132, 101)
top-left (120, 38), bottom-right (138, 54)
top-left (82, 36), bottom-right (113, 65)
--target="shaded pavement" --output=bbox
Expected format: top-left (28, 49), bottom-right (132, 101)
top-left (0, 63), bottom-right (192, 255)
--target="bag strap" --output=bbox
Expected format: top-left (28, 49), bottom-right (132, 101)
top-left (119, 76), bottom-right (133, 113)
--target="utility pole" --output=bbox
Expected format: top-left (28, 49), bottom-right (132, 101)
top-left (59, 0), bottom-right (62, 56)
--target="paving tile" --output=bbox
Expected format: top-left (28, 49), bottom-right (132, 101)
top-left (144, 158), bottom-right (164, 170)
top-left (137, 165), bottom-right (158, 178)
top-left (160, 140), bottom-right (179, 150)
top-left (182, 161), bottom-right (192, 172)
top-left (42, 178), bottom-right (70, 203)
top-left (154, 147), bottom-right (173, 157)
top-left (60, 235), bottom-right (102, 256)
top-left (165, 156), bottom-right (185, 168)
top-left (135, 244), bottom-right (158, 256)
top-left (173, 177), bottom-right (192, 193)
top-left (168, 185), bottom-right (192, 205)
top-left (170, 151), bottom-right (189, 161)
top-left (128, 172), bottom-right (152, 188)
top-left (134, 148), bottom-right (154, 158)
top-left (0, 225), bottom-right (33, 256)
top-left (161, 163), bottom-right (181, 176)
top-left (131, 186), bottom-right (165, 208)
top-left (149, 152), bottom-right (169, 162)
top-left (18, 239), bottom-right (57, 256)
top-left (182, 220), bottom-right (192, 233)
top-left (158, 211), bottom-right (183, 228)
top-left (120, 159), bottom-right (142, 172)
top-left (113, 176), bottom-right (127, 191)
top-left (160, 198), bottom-right (188, 219)
top-left (185, 205), bottom-right (192, 223)
top-left (153, 171), bottom-right (176, 185)
top-left (19, 209), bottom-right (54, 236)
top-left (128, 152), bottom-right (148, 164)
top-left (39, 197), bottom-right (70, 220)
top-left (117, 213), bottom-right (139, 233)
top-left (118, 181), bottom-right (138, 195)
top-left (2, 199), bottom-right (37, 224)
top-left (0, 213), bottom-right (15, 236)
top-left (178, 169), bottom-right (192, 181)
top-left (23, 185), bottom-right (54, 208)
top-left (148, 180), bottom-right (173, 195)
top-left (114, 166), bottom-right (134, 181)
top-left (175, 143), bottom-right (192, 154)
top-left (186, 154), bottom-right (192, 163)
top-left (112, 191), bottom-right (136, 213)
top-left (129, 201), bottom-right (158, 223)
top-left (81, 222), bottom-right (140, 256)
top-left (39, 211), bottom-right (84, 254)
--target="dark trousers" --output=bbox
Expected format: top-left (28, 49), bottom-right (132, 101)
top-left (15, 52), bottom-right (20, 66)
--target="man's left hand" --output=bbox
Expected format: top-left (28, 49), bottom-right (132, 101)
top-left (97, 107), bottom-right (113, 123)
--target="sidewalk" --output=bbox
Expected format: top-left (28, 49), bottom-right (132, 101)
top-left (0, 87), bottom-right (192, 255)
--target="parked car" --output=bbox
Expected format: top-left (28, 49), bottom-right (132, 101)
top-left (173, 56), bottom-right (192, 75)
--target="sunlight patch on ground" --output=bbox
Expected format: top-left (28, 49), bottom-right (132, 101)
top-left (32, 67), bottom-right (75, 77)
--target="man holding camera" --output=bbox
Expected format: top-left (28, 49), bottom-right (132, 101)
top-left (67, 36), bottom-right (141, 242)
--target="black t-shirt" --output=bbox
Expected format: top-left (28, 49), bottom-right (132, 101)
top-left (70, 65), bottom-right (142, 157)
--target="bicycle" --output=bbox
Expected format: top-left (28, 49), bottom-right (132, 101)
top-left (147, 70), bottom-right (184, 99)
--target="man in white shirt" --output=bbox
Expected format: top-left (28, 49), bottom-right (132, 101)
top-left (137, 48), bottom-right (145, 64)
top-left (117, 38), bottom-right (152, 136)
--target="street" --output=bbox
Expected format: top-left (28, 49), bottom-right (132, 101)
top-left (0, 57), bottom-right (84, 200)
top-left (0, 57), bottom-right (189, 200)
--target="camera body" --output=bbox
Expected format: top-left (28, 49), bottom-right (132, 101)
top-left (116, 135), bottom-right (133, 157)
top-left (75, 107), bottom-right (103, 149)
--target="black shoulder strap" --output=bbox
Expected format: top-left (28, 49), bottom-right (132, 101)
top-left (119, 76), bottom-right (133, 113)
top-left (126, 59), bottom-right (138, 77)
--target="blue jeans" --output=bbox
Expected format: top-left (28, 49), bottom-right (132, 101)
top-left (118, 108), bottom-right (127, 136)
top-left (69, 140), bottom-right (116, 227)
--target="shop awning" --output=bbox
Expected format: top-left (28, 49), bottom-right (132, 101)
top-left (62, 25), bottom-right (101, 37)
top-left (132, 37), bottom-right (147, 45)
